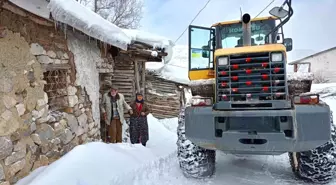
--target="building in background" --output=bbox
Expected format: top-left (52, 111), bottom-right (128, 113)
top-left (288, 47), bottom-right (336, 83)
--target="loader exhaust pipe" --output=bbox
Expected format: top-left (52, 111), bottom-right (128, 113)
top-left (242, 13), bottom-right (251, 46)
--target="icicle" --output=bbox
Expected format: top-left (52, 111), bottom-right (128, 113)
top-left (89, 36), bottom-right (91, 43)
top-left (63, 23), bottom-right (67, 39)
top-left (54, 21), bottom-right (57, 31)
top-left (73, 27), bottom-right (75, 32)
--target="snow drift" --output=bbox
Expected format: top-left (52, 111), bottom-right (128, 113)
top-left (16, 114), bottom-right (178, 185)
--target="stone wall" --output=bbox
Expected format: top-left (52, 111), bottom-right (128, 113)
top-left (0, 7), bottom-right (100, 185)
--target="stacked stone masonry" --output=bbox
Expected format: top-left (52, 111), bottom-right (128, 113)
top-left (0, 9), bottom-right (101, 184)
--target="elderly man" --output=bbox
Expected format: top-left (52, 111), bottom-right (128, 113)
top-left (101, 86), bottom-right (133, 143)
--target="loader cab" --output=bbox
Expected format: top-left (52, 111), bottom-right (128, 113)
top-left (188, 0), bottom-right (293, 81)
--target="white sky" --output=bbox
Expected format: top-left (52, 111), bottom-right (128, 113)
top-left (141, 0), bottom-right (336, 61)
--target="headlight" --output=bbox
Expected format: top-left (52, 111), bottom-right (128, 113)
top-left (271, 53), bottom-right (283, 62)
top-left (218, 57), bottom-right (228, 66)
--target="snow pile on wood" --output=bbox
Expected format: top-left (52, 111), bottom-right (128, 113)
top-left (287, 71), bottom-right (314, 81)
top-left (123, 29), bottom-right (174, 62)
top-left (48, 0), bottom-right (131, 50)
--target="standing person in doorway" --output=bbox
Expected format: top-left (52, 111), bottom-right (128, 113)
top-left (130, 93), bottom-right (151, 146)
top-left (101, 86), bottom-right (133, 143)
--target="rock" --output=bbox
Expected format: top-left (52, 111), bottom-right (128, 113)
top-left (53, 122), bottom-right (64, 136)
top-left (88, 127), bottom-right (98, 136)
top-left (36, 99), bottom-right (47, 110)
top-left (44, 92), bottom-right (48, 104)
top-left (47, 50), bottom-right (57, 58)
top-left (32, 155), bottom-right (49, 170)
top-left (30, 43), bottom-right (46, 55)
top-left (61, 60), bottom-right (68, 64)
top-left (7, 159), bottom-right (25, 178)
top-left (1, 110), bottom-right (12, 121)
top-left (14, 140), bottom-right (26, 152)
top-left (36, 124), bottom-right (55, 144)
top-left (75, 127), bottom-right (85, 137)
top-left (10, 132), bottom-right (20, 142)
top-left (0, 181), bottom-right (10, 185)
top-left (60, 129), bottom-right (74, 145)
top-left (30, 122), bottom-right (37, 133)
top-left (3, 95), bottom-right (17, 109)
top-left (4, 150), bottom-right (26, 165)
top-left (62, 53), bottom-right (69, 59)
top-left (63, 114), bottom-right (78, 133)
top-left (67, 86), bottom-right (77, 96)
top-left (89, 122), bottom-right (95, 130)
top-left (68, 95), bottom-right (78, 107)
top-left (0, 137), bottom-right (13, 160)
top-left (77, 114), bottom-right (87, 127)
top-left (59, 119), bottom-right (67, 128)
top-left (80, 108), bottom-right (85, 113)
top-left (29, 145), bottom-right (38, 154)
top-left (0, 75), bottom-right (13, 93)
top-left (51, 138), bottom-right (61, 145)
top-left (15, 103), bottom-right (25, 116)
top-left (54, 59), bottom-right (61, 64)
top-left (36, 115), bottom-right (51, 124)
top-left (36, 56), bottom-right (53, 64)
top-left (0, 164), bottom-right (4, 180)
top-left (27, 60), bottom-right (35, 66)
top-left (31, 134), bottom-right (42, 145)
top-left (32, 106), bottom-right (47, 119)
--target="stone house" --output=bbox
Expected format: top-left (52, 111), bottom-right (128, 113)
top-left (0, 0), bottom-right (172, 184)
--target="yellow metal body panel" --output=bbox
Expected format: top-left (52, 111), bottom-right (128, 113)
top-left (212, 16), bottom-right (278, 27)
top-left (188, 44), bottom-right (286, 81)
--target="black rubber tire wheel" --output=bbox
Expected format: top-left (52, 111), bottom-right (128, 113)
top-left (177, 106), bottom-right (216, 178)
top-left (289, 110), bottom-right (336, 184)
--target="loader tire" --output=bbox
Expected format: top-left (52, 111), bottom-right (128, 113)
top-left (289, 110), bottom-right (336, 184)
top-left (177, 105), bottom-right (216, 178)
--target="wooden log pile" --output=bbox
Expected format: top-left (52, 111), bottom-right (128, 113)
top-left (145, 75), bottom-right (183, 119)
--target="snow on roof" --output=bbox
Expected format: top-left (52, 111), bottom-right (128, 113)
top-left (48, 0), bottom-right (131, 50)
top-left (9, 0), bottom-right (50, 19)
top-left (289, 46), bottom-right (336, 65)
top-left (146, 45), bottom-right (189, 85)
top-left (9, 0), bottom-right (174, 58)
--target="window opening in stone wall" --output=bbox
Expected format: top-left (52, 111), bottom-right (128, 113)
top-left (43, 69), bottom-right (69, 111)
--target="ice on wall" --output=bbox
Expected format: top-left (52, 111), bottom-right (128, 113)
top-left (67, 32), bottom-right (101, 126)
top-left (48, 0), bottom-right (131, 50)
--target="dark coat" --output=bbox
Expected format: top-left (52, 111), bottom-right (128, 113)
top-left (129, 102), bottom-right (151, 145)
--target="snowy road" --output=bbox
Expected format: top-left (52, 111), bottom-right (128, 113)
top-left (137, 151), bottom-right (336, 185)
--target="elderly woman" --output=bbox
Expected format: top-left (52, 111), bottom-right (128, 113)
top-left (130, 93), bottom-right (151, 146)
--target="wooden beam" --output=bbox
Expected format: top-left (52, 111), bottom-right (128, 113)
top-left (134, 61), bottom-right (140, 93)
top-left (42, 64), bottom-right (71, 72)
top-left (141, 62), bottom-right (146, 98)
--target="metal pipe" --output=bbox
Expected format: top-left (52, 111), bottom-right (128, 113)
top-left (242, 13), bottom-right (251, 46)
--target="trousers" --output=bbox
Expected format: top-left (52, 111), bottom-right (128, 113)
top-left (108, 118), bottom-right (122, 143)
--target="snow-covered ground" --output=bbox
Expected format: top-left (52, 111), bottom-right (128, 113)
top-left (17, 82), bottom-right (336, 185)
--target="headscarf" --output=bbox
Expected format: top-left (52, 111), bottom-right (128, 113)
top-left (135, 92), bottom-right (144, 103)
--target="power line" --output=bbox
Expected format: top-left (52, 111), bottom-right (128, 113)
top-left (254, 0), bottom-right (276, 19)
top-left (174, 0), bottom-right (212, 44)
